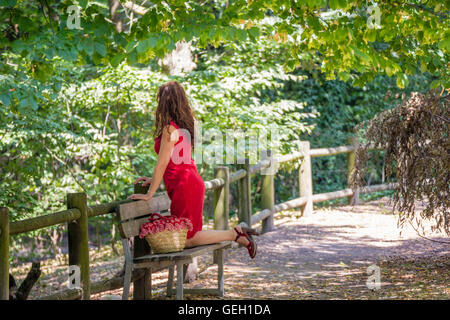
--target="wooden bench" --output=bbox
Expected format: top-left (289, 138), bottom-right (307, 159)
top-left (116, 193), bottom-right (231, 300)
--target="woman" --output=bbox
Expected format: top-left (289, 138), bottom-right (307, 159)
top-left (128, 81), bottom-right (258, 258)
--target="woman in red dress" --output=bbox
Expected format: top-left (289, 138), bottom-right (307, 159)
top-left (128, 81), bottom-right (258, 258)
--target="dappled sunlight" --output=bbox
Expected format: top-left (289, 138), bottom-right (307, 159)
top-left (11, 198), bottom-right (448, 300)
top-left (174, 198), bottom-right (448, 300)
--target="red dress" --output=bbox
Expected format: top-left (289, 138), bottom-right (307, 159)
top-left (154, 121), bottom-right (205, 239)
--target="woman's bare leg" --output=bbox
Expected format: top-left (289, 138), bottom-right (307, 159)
top-left (185, 226), bottom-right (250, 248)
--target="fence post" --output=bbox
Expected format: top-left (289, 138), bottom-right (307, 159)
top-left (261, 150), bottom-right (275, 233)
top-left (347, 136), bottom-right (360, 205)
top-left (133, 183), bottom-right (149, 195)
top-left (67, 193), bottom-right (90, 300)
top-left (213, 166), bottom-right (229, 230)
top-left (0, 208), bottom-right (9, 300)
top-left (299, 141), bottom-right (313, 216)
top-left (237, 159), bottom-right (252, 226)
top-left (132, 184), bottom-right (152, 300)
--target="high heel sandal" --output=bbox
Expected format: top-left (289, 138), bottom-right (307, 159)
top-left (240, 226), bottom-right (260, 237)
top-left (234, 227), bottom-right (257, 259)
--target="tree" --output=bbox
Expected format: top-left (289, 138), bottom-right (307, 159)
top-left (352, 89), bottom-right (449, 235)
top-left (1, 1), bottom-right (448, 108)
top-left (0, 0), bottom-right (447, 258)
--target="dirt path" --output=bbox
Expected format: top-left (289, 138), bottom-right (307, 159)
top-left (154, 197), bottom-right (449, 300)
top-left (14, 197), bottom-right (449, 300)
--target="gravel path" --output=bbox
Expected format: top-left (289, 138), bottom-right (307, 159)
top-left (16, 197), bottom-right (448, 300)
top-left (157, 197), bottom-right (449, 300)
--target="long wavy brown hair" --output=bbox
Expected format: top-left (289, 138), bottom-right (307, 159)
top-left (154, 81), bottom-right (196, 145)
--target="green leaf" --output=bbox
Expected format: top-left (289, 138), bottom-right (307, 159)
top-left (111, 53), bottom-right (124, 67)
top-left (12, 39), bottom-right (25, 53)
top-left (125, 41), bottom-right (137, 53)
top-left (136, 40), bottom-right (147, 54)
top-left (0, 0), bottom-right (17, 7)
top-left (95, 42), bottom-right (107, 57)
top-left (338, 72), bottom-right (350, 81)
top-left (84, 38), bottom-right (94, 56)
top-left (237, 29), bottom-right (247, 41)
top-left (396, 73), bottom-right (409, 89)
top-left (329, 0), bottom-right (346, 9)
top-left (0, 93), bottom-right (11, 106)
top-left (350, 45), bottom-right (371, 63)
top-left (337, 0), bottom-right (347, 9)
top-left (19, 96), bottom-right (38, 111)
top-left (365, 29), bottom-right (377, 42)
top-left (430, 80), bottom-right (441, 89)
top-left (127, 50), bottom-right (138, 64)
top-left (438, 38), bottom-right (450, 52)
top-left (29, 96), bottom-right (38, 110)
top-left (79, 0), bottom-right (88, 9)
top-left (136, 36), bottom-right (158, 54)
top-left (248, 27), bottom-right (259, 41)
top-left (147, 35), bottom-right (158, 48)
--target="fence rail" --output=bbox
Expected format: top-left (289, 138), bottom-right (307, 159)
top-left (0, 139), bottom-right (395, 300)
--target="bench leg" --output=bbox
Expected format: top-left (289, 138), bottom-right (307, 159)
top-left (184, 257), bottom-right (198, 283)
top-left (176, 261), bottom-right (184, 300)
top-left (122, 239), bottom-right (133, 300)
top-left (217, 249), bottom-right (224, 297)
top-left (122, 262), bottom-right (132, 300)
top-left (167, 266), bottom-right (174, 297)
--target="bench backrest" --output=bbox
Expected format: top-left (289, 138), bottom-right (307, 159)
top-left (116, 193), bottom-right (171, 239)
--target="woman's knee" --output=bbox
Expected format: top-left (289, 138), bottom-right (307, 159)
top-left (185, 237), bottom-right (194, 248)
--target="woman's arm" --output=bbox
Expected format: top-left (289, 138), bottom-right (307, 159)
top-left (144, 125), bottom-right (178, 199)
top-left (128, 125), bottom-right (179, 201)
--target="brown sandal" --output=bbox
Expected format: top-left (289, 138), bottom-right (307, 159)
top-left (234, 227), bottom-right (257, 259)
top-left (240, 226), bottom-right (260, 237)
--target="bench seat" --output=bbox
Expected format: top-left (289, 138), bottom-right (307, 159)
top-left (132, 242), bottom-right (231, 299)
top-left (116, 196), bottom-right (232, 300)
top-left (134, 242), bottom-right (231, 263)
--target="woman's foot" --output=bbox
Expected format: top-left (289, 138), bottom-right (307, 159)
top-left (233, 226), bottom-right (249, 246)
top-left (233, 226), bottom-right (257, 259)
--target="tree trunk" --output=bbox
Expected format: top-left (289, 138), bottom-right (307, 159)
top-left (108, 0), bottom-right (123, 33)
top-left (160, 40), bottom-right (197, 76)
top-left (9, 262), bottom-right (41, 300)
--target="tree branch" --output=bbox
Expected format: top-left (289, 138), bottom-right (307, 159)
top-left (402, 1), bottom-right (449, 19)
top-left (108, 0), bottom-right (124, 32)
top-left (10, 262), bottom-right (41, 300)
top-left (122, 1), bottom-right (148, 16)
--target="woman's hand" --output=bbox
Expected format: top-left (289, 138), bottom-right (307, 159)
top-left (134, 177), bottom-right (152, 186)
top-left (127, 193), bottom-right (152, 201)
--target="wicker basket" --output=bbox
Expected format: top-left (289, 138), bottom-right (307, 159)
top-left (145, 229), bottom-right (188, 254)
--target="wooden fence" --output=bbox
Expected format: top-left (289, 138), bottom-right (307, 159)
top-left (0, 139), bottom-right (396, 300)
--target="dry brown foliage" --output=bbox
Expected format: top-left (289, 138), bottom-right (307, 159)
top-left (351, 89), bottom-right (449, 235)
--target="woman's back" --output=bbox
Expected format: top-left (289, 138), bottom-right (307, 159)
top-left (154, 120), bottom-right (196, 167)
